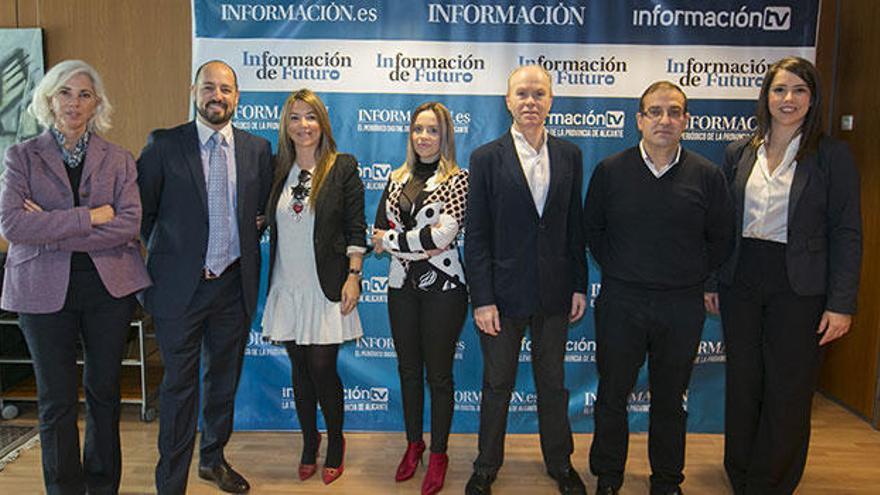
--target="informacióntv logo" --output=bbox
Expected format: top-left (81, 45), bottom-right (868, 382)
top-left (564, 338), bottom-right (596, 363)
top-left (344, 386), bottom-right (390, 412)
top-left (359, 275), bottom-right (389, 303)
top-left (632, 4), bottom-right (792, 32)
top-left (545, 109), bottom-right (626, 139)
top-left (358, 163), bottom-right (393, 191)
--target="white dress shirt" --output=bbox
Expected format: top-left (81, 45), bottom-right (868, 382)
top-left (511, 126), bottom-right (550, 216)
top-left (742, 134), bottom-right (800, 244)
top-left (639, 140), bottom-right (682, 178)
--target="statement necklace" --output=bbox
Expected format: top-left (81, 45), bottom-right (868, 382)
top-left (288, 169), bottom-right (311, 221)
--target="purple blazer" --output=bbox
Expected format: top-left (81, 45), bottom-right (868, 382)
top-left (0, 131), bottom-right (151, 314)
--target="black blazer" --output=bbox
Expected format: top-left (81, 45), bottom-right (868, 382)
top-left (464, 132), bottom-right (587, 319)
top-left (137, 121), bottom-right (274, 319)
top-left (718, 136), bottom-right (862, 314)
top-left (266, 153), bottom-right (366, 302)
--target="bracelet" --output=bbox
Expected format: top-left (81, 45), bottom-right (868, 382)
top-left (347, 268), bottom-right (362, 278)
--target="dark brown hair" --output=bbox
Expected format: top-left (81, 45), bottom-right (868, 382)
top-left (194, 60), bottom-right (238, 89)
top-left (751, 56), bottom-right (823, 158)
top-left (638, 80), bottom-right (688, 114)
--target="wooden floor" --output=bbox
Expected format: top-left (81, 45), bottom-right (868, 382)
top-left (2, 395), bottom-right (879, 494)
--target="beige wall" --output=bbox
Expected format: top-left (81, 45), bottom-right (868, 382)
top-left (1, 0), bottom-right (192, 154)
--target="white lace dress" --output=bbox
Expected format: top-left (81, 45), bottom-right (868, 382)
top-left (261, 165), bottom-right (363, 344)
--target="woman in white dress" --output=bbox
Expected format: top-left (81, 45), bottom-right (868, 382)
top-left (262, 88), bottom-right (366, 485)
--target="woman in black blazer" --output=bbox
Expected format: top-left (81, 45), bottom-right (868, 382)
top-left (262, 89), bottom-right (366, 485)
top-left (707, 57), bottom-right (861, 495)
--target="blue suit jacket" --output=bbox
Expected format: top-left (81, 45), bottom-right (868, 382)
top-left (137, 121), bottom-right (273, 319)
top-left (465, 131), bottom-right (587, 319)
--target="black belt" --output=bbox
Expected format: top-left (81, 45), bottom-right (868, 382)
top-left (203, 259), bottom-right (240, 280)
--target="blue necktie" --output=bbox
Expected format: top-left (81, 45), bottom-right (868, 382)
top-left (206, 132), bottom-right (230, 275)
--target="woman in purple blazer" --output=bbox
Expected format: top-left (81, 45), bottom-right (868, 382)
top-left (0, 60), bottom-right (150, 495)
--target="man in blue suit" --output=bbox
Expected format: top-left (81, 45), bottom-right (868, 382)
top-left (137, 60), bottom-right (273, 494)
top-left (464, 65), bottom-right (588, 495)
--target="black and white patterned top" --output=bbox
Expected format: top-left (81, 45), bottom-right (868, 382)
top-left (375, 162), bottom-right (468, 291)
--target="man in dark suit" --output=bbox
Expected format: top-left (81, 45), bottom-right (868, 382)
top-left (464, 65), bottom-right (588, 495)
top-left (137, 60), bottom-right (273, 495)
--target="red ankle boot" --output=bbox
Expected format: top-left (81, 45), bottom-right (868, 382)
top-left (422, 452), bottom-right (449, 495)
top-left (395, 439), bottom-right (426, 481)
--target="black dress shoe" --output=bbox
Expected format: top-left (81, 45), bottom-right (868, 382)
top-left (465, 471), bottom-right (495, 495)
top-left (549, 468), bottom-right (586, 495)
top-left (595, 485), bottom-right (619, 495)
top-left (198, 460), bottom-right (250, 493)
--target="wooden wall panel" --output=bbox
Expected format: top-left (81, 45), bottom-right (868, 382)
top-left (814, 0), bottom-right (837, 132)
top-left (0, 0), bottom-right (17, 27)
top-left (818, 0), bottom-right (880, 423)
top-left (14, 0), bottom-right (36, 27)
top-left (14, 0), bottom-right (191, 154)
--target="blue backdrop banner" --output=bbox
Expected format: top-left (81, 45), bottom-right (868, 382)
top-left (191, 0), bottom-right (819, 434)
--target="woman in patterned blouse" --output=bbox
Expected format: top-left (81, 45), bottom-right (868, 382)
top-left (372, 102), bottom-right (468, 495)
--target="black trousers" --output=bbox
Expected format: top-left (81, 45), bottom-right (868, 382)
top-left (388, 285), bottom-right (467, 453)
top-left (19, 269), bottom-right (136, 495)
top-left (589, 279), bottom-right (705, 493)
top-left (720, 239), bottom-right (825, 495)
top-left (153, 267), bottom-right (248, 495)
top-left (474, 311), bottom-right (573, 476)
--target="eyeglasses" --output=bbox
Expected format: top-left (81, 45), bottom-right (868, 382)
top-left (641, 106), bottom-right (685, 120)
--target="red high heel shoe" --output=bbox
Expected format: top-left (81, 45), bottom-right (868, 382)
top-left (422, 452), bottom-right (449, 495)
top-left (322, 437), bottom-right (345, 485)
top-left (298, 432), bottom-right (321, 481)
top-left (395, 439), bottom-right (426, 481)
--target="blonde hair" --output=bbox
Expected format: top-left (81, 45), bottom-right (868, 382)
top-left (273, 89), bottom-right (338, 206)
top-left (391, 102), bottom-right (459, 183)
top-left (29, 59), bottom-right (113, 133)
